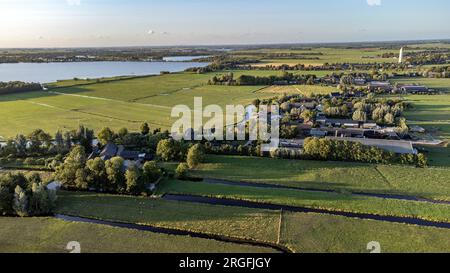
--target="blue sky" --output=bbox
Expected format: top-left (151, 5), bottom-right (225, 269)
top-left (0, 0), bottom-right (449, 47)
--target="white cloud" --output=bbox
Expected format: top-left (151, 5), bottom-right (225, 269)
top-left (67, 0), bottom-right (81, 6)
top-left (367, 0), bottom-right (381, 6)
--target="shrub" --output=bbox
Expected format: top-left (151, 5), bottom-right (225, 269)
top-left (175, 163), bottom-right (189, 180)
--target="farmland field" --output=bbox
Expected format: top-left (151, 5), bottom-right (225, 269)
top-left (0, 217), bottom-right (274, 253)
top-left (193, 155), bottom-right (450, 201)
top-left (158, 179), bottom-right (450, 222)
top-left (0, 72), bottom-right (280, 139)
top-left (55, 191), bottom-right (450, 253)
top-left (56, 191), bottom-right (280, 243)
top-left (235, 47), bottom-right (405, 66)
top-left (280, 212), bottom-right (450, 253)
top-left (393, 78), bottom-right (450, 166)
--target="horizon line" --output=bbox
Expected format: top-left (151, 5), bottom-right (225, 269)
top-left (1, 38), bottom-right (449, 50)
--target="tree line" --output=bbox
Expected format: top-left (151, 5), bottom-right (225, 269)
top-left (208, 72), bottom-right (318, 86)
top-left (301, 137), bottom-right (427, 167)
top-left (0, 81), bottom-right (42, 95)
top-left (0, 172), bottom-right (56, 217)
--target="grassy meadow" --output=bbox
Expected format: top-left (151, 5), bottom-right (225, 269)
top-left (54, 190), bottom-right (450, 253)
top-left (158, 179), bottom-right (450, 222)
top-left (0, 72), bottom-right (278, 139)
top-left (235, 47), bottom-right (404, 66)
top-left (0, 217), bottom-right (274, 253)
top-left (281, 212), bottom-right (450, 253)
top-left (193, 155), bottom-right (450, 201)
top-left (56, 191), bottom-right (280, 243)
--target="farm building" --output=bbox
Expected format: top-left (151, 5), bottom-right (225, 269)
top-left (93, 142), bottom-right (152, 164)
top-left (399, 85), bottom-right (431, 94)
top-left (327, 137), bottom-right (417, 154)
top-left (368, 81), bottom-right (392, 92)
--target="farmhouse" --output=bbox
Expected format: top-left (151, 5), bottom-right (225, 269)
top-left (368, 81), bottom-right (392, 92)
top-left (399, 85), bottom-right (430, 94)
top-left (93, 142), bottom-right (152, 165)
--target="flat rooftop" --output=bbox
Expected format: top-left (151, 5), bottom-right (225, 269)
top-left (327, 137), bottom-right (416, 154)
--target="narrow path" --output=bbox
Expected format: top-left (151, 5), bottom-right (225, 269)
top-left (55, 214), bottom-right (291, 253)
top-left (163, 194), bottom-right (450, 230)
top-left (202, 178), bottom-right (450, 205)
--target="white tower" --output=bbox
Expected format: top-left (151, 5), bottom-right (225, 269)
top-left (399, 47), bottom-right (404, 64)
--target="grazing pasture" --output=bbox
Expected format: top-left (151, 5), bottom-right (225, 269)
top-left (54, 191), bottom-right (450, 253)
top-left (56, 191), bottom-right (280, 243)
top-left (0, 217), bottom-right (274, 253)
top-left (193, 155), bottom-right (450, 201)
top-left (281, 212), bottom-right (450, 253)
top-left (0, 72), bottom-right (280, 139)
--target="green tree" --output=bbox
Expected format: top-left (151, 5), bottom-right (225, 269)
top-left (29, 183), bottom-right (55, 216)
top-left (15, 134), bottom-right (27, 156)
top-left (140, 122), bottom-right (150, 135)
top-left (156, 139), bottom-right (178, 161)
top-left (13, 185), bottom-right (28, 217)
top-left (55, 146), bottom-right (86, 189)
top-left (352, 109), bottom-right (367, 122)
top-left (0, 184), bottom-right (12, 215)
top-left (85, 158), bottom-right (107, 191)
top-left (28, 129), bottom-right (52, 154)
top-left (175, 163), bottom-right (189, 180)
top-left (142, 161), bottom-right (162, 183)
top-left (125, 164), bottom-right (143, 194)
top-left (416, 153), bottom-right (428, 168)
top-left (105, 157), bottom-right (125, 193)
top-left (55, 131), bottom-right (65, 154)
top-left (186, 144), bottom-right (205, 169)
top-left (384, 113), bottom-right (395, 125)
top-left (300, 109), bottom-right (315, 122)
top-left (98, 127), bottom-right (115, 145)
top-left (118, 127), bottom-right (129, 139)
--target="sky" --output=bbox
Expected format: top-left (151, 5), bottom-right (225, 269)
top-left (0, 0), bottom-right (449, 48)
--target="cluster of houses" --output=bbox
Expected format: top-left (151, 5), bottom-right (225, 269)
top-left (368, 81), bottom-right (435, 94)
top-left (277, 90), bottom-right (436, 155)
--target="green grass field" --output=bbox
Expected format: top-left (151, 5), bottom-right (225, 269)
top-left (53, 190), bottom-right (450, 253)
top-left (0, 72), bottom-right (279, 139)
top-left (158, 179), bottom-right (450, 222)
top-left (236, 47), bottom-right (403, 66)
top-left (281, 212), bottom-right (450, 253)
top-left (193, 155), bottom-right (450, 201)
top-left (392, 79), bottom-right (450, 166)
top-left (0, 217), bottom-right (274, 253)
top-left (56, 191), bottom-right (279, 243)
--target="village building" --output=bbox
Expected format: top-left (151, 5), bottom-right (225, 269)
top-left (368, 81), bottom-right (393, 92)
top-left (399, 85), bottom-right (431, 94)
top-left (91, 142), bottom-right (152, 166)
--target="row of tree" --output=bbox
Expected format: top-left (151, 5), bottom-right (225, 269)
top-left (302, 137), bottom-right (427, 167)
top-left (0, 81), bottom-right (42, 95)
top-left (0, 173), bottom-right (56, 216)
top-left (208, 72), bottom-right (318, 86)
top-left (0, 126), bottom-right (94, 158)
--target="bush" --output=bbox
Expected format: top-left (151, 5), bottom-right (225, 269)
top-left (186, 144), bottom-right (205, 169)
top-left (24, 158), bottom-right (37, 166)
top-left (175, 163), bottom-right (189, 180)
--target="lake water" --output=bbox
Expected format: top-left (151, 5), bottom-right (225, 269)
top-left (0, 60), bottom-right (208, 83)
